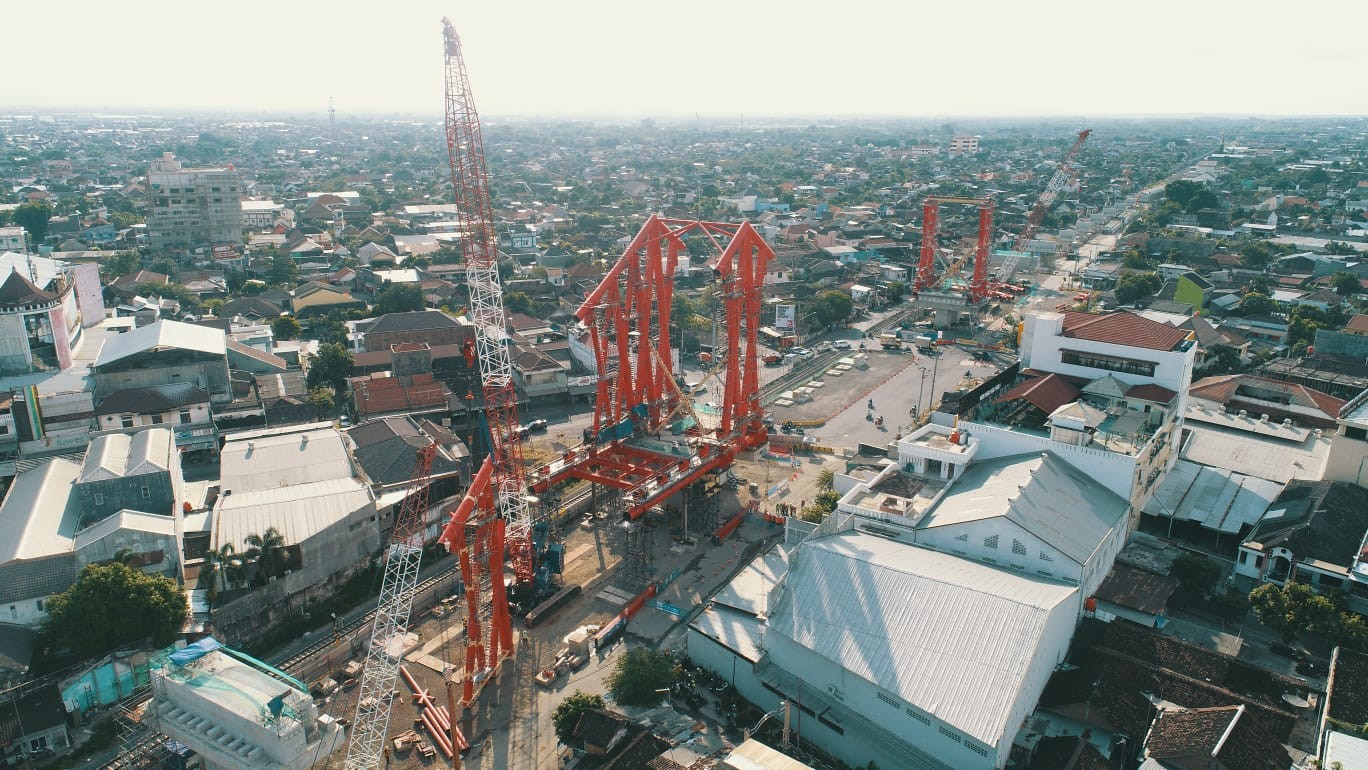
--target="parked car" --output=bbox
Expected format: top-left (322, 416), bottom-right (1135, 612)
top-left (833, 340), bottom-right (852, 349)
top-left (815, 341), bottom-right (835, 353)
top-left (524, 418), bottom-right (549, 432)
top-left (339, 415), bottom-right (351, 428)
top-left (1269, 641), bottom-right (1309, 661)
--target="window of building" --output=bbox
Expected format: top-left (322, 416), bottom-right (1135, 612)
top-left (965, 742), bottom-right (990, 757)
top-left (939, 725), bottom-right (962, 743)
top-left (94, 492), bottom-right (104, 506)
top-left (1012, 539), bottom-right (1027, 556)
top-left (983, 534), bottom-right (999, 549)
top-left (1060, 349), bottom-right (1157, 377)
top-left (1345, 426), bottom-right (1368, 442)
top-left (141, 487), bottom-right (151, 499)
top-left (1319, 575), bottom-right (1344, 590)
top-left (954, 532), bottom-right (969, 542)
top-left (1239, 551), bottom-right (1248, 565)
top-left (1039, 551), bottom-right (1054, 562)
top-left (180, 409), bottom-right (193, 424)
top-left (151, 414), bottom-right (164, 424)
top-left (121, 415), bottom-right (134, 428)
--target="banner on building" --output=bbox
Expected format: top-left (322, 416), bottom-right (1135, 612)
top-left (775, 304), bottom-right (796, 330)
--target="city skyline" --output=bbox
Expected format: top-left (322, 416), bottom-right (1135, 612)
top-left (5, 0), bottom-right (1367, 119)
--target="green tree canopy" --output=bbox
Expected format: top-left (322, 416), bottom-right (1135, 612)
top-left (606, 647), bottom-right (677, 707)
top-left (1249, 581), bottom-right (1337, 643)
top-left (1170, 553), bottom-right (1222, 598)
top-left (1241, 241), bottom-right (1275, 268)
top-left (12, 201), bottom-right (52, 243)
top-left (306, 342), bottom-right (355, 395)
top-left (1114, 271), bottom-right (1162, 305)
top-left (374, 284), bottom-right (424, 315)
top-left (45, 563), bottom-right (187, 655)
top-left (552, 691), bottom-right (606, 745)
top-left (245, 527), bottom-right (290, 585)
top-left (268, 252), bottom-right (299, 286)
top-left (1331, 271), bottom-right (1360, 297)
top-left (1238, 292), bottom-right (1274, 316)
top-left (102, 250), bottom-right (141, 279)
top-left (271, 315), bottom-right (301, 341)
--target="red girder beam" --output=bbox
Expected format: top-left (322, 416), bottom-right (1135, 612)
top-left (970, 202), bottom-right (994, 303)
top-left (917, 200), bottom-right (938, 291)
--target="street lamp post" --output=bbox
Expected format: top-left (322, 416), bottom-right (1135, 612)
top-left (916, 366), bottom-right (928, 417)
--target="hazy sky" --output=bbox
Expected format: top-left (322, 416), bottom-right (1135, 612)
top-left (6, 0), bottom-right (1366, 118)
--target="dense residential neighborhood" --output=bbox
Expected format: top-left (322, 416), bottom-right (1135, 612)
top-left (0, 106), bottom-right (1367, 770)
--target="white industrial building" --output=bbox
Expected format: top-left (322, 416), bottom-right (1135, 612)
top-left (689, 523), bottom-right (1078, 770)
top-left (213, 423), bottom-right (380, 598)
top-left (150, 638), bottom-right (344, 769)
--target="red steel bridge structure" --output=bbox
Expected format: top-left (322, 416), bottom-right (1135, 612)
top-left (530, 215), bottom-right (773, 520)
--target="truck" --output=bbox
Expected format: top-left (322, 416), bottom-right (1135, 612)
top-left (879, 333), bottom-right (901, 350)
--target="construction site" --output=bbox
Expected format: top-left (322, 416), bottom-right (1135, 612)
top-left (109, 16), bottom-right (1098, 770)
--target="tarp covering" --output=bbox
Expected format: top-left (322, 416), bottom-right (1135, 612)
top-left (167, 637), bottom-right (221, 665)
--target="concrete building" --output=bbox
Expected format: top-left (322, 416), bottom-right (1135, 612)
top-left (0, 685), bottom-right (70, 765)
top-left (0, 430), bottom-right (184, 628)
top-left (94, 383), bottom-right (217, 455)
top-left (689, 521), bottom-right (1078, 770)
top-left (239, 200), bottom-right (286, 231)
top-left (146, 153), bottom-right (244, 252)
top-left (1325, 389), bottom-right (1368, 487)
top-left (93, 320), bottom-right (231, 404)
top-left (347, 416), bottom-right (469, 542)
top-left (150, 638), bottom-right (344, 769)
top-left (0, 253), bottom-right (96, 377)
top-left (213, 423), bottom-right (379, 603)
top-left (75, 430), bottom-right (184, 527)
top-left (0, 226), bottom-right (29, 254)
top-left (354, 310), bottom-right (473, 354)
top-left (949, 135), bottom-right (980, 154)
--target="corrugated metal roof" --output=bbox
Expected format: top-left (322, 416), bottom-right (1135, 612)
top-left (79, 429), bottom-right (173, 483)
top-left (1144, 460), bottom-right (1284, 534)
top-left (94, 319), bottom-right (225, 367)
top-left (690, 607), bottom-right (766, 664)
top-left (217, 478), bottom-right (372, 550)
top-left (712, 544), bottom-right (792, 617)
top-left (219, 426), bottom-right (354, 492)
top-left (768, 532), bottom-right (1076, 746)
top-left (920, 453), bottom-right (1128, 566)
top-left (0, 458), bottom-right (83, 563)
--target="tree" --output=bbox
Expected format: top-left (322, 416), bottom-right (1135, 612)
top-left (1170, 553), bottom-right (1222, 598)
top-left (308, 385), bottom-right (335, 411)
top-left (552, 691), bottom-right (606, 745)
top-left (1208, 345), bottom-right (1242, 374)
top-left (1238, 292), bottom-right (1274, 316)
top-left (306, 343), bottom-right (354, 395)
top-left (504, 291), bottom-right (534, 315)
top-left (216, 544), bottom-right (249, 592)
top-left (1331, 271), bottom-right (1360, 298)
top-left (1241, 241), bottom-right (1274, 268)
top-left (816, 468), bottom-right (835, 492)
top-left (1324, 241), bottom-right (1358, 256)
top-left (374, 284), bottom-right (424, 315)
top-left (1114, 271), bottom-right (1162, 305)
top-left (244, 527), bottom-right (290, 585)
top-left (606, 647), bottom-right (677, 707)
top-left (102, 250), bottom-right (141, 278)
top-left (44, 563), bottom-right (188, 655)
top-left (884, 281), bottom-right (907, 304)
top-left (268, 251), bottom-right (298, 286)
top-left (1249, 581), bottom-right (1337, 644)
top-left (12, 201), bottom-right (52, 244)
top-left (800, 490), bottom-right (842, 523)
top-left (271, 315), bottom-right (301, 340)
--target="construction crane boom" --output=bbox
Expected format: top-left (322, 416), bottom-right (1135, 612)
top-left (1012, 129), bottom-right (1091, 252)
top-left (443, 18), bottom-right (535, 580)
top-left (344, 443), bottom-right (436, 770)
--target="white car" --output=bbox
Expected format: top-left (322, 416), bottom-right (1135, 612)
top-left (833, 340), bottom-right (852, 349)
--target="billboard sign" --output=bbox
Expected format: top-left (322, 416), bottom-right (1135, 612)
top-left (775, 304), bottom-right (796, 330)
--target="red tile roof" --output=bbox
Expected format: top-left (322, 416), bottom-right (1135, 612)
top-left (1345, 313), bottom-right (1368, 335)
top-left (1124, 383), bottom-right (1177, 404)
top-left (1061, 310), bottom-right (1192, 351)
top-left (351, 373), bottom-right (450, 417)
top-left (995, 373), bottom-right (1080, 414)
top-left (1189, 374), bottom-right (1344, 420)
top-left (1146, 706), bottom-right (1242, 760)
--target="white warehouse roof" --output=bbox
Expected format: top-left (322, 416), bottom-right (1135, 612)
top-left (767, 530), bottom-right (1077, 747)
top-left (95, 319), bottom-right (225, 368)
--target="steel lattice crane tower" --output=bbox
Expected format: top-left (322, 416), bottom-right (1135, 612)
top-left (343, 443), bottom-right (436, 770)
top-left (997, 129), bottom-right (1091, 280)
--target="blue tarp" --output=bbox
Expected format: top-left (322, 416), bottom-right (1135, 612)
top-left (168, 637), bottom-right (221, 665)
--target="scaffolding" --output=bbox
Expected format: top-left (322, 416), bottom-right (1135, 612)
top-left (618, 519), bottom-right (654, 586)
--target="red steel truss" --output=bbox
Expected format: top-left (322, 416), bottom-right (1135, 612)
top-left (914, 196), bottom-right (995, 303)
top-left (530, 215), bottom-right (772, 519)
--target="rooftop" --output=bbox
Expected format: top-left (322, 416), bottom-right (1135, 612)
top-left (79, 428), bottom-right (174, 483)
top-left (919, 452), bottom-right (1128, 566)
top-left (1180, 409), bottom-right (1330, 483)
top-left (0, 457), bottom-right (83, 564)
top-left (95, 319), bottom-right (225, 368)
top-left (1061, 310), bottom-right (1193, 352)
top-left (768, 529), bottom-right (1077, 746)
top-left (1143, 460), bottom-right (1284, 535)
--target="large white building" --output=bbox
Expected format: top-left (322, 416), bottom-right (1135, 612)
top-left (151, 638), bottom-right (344, 769)
top-left (689, 524), bottom-right (1078, 770)
top-left (146, 153), bottom-right (244, 252)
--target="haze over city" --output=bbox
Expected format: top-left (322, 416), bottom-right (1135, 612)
top-left (7, 0), bottom-right (1368, 118)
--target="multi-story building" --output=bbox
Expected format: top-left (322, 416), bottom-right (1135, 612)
top-left (146, 153), bottom-right (244, 253)
top-left (0, 254), bottom-right (100, 377)
top-left (949, 135), bottom-right (980, 154)
top-left (0, 226), bottom-right (29, 254)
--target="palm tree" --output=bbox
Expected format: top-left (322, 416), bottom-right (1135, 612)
top-left (217, 544), bottom-right (248, 592)
top-left (244, 528), bottom-right (290, 584)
